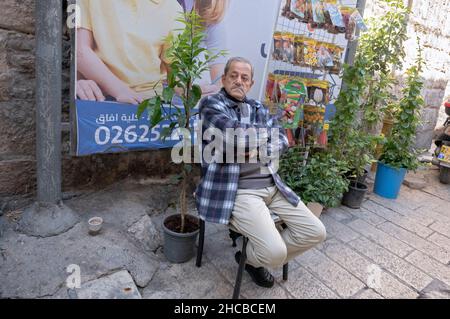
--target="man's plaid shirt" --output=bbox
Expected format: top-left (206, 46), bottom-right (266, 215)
top-left (195, 88), bottom-right (301, 224)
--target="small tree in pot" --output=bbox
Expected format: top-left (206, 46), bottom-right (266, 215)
top-left (374, 42), bottom-right (425, 199)
top-left (138, 11), bottom-right (225, 263)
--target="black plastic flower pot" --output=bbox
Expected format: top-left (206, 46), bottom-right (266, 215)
top-left (342, 181), bottom-right (368, 209)
top-left (162, 214), bottom-right (199, 263)
top-left (439, 165), bottom-right (450, 184)
top-left (344, 169), bottom-right (368, 184)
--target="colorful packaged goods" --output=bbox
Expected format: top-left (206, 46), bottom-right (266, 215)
top-left (282, 0), bottom-right (311, 24)
top-left (316, 42), bottom-right (334, 68)
top-left (310, 0), bottom-right (326, 28)
top-left (303, 104), bottom-right (326, 124)
top-left (340, 7), bottom-right (357, 40)
top-left (323, 1), bottom-right (346, 34)
top-left (272, 32), bottom-right (283, 61)
top-left (306, 79), bottom-right (329, 105)
top-left (303, 38), bottom-right (318, 67)
top-left (327, 44), bottom-right (344, 74)
top-left (282, 33), bottom-right (296, 64)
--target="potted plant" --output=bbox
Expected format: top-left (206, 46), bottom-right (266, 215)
top-left (326, 57), bottom-right (378, 209)
top-left (279, 147), bottom-right (349, 213)
top-left (138, 11), bottom-right (225, 263)
top-left (357, 0), bottom-right (409, 132)
top-left (374, 43), bottom-right (425, 199)
top-left (340, 130), bottom-right (381, 208)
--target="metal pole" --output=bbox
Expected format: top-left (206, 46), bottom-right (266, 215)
top-left (344, 0), bottom-right (367, 66)
top-left (35, 0), bottom-right (62, 204)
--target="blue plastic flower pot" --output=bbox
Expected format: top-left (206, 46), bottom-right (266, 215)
top-left (374, 162), bottom-right (407, 199)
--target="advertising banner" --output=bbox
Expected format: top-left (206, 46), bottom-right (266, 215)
top-left (73, 0), bottom-right (282, 156)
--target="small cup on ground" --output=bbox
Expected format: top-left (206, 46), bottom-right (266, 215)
top-left (88, 217), bottom-right (103, 235)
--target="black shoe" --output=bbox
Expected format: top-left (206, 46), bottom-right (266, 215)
top-left (235, 251), bottom-right (275, 288)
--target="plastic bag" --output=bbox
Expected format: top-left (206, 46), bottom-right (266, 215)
top-left (310, 0), bottom-right (326, 28)
top-left (341, 7), bottom-right (357, 40)
top-left (282, 33), bottom-right (295, 64)
top-left (316, 42), bottom-right (334, 68)
top-left (303, 38), bottom-right (318, 67)
top-left (324, 1), bottom-right (346, 34)
top-left (272, 32), bottom-right (283, 61)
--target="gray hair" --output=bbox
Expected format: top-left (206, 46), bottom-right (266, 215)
top-left (224, 57), bottom-right (254, 79)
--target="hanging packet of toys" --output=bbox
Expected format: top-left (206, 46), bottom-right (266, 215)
top-left (340, 6), bottom-right (357, 40)
top-left (282, 0), bottom-right (312, 24)
top-left (323, 0), bottom-right (346, 34)
top-left (310, 0), bottom-right (326, 28)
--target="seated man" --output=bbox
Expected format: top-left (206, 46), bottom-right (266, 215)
top-left (195, 57), bottom-right (326, 288)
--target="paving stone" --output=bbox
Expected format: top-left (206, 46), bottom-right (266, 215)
top-left (418, 279), bottom-right (450, 299)
top-left (370, 191), bottom-right (417, 211)
top-left (352, 288), bottom-right (384, 299)
top-left (323, 207), bottom-right (354, 223)
top-left (406, 251), bottom-right (450, 287)
top-left (397, 188), bottom-right (438, 210)
top-left (348, 237), bottom-right (433, 291)
top-left (365, 199), bottom-right (436, 226)
top-left (378, 222), bottom-right (450, 264)
top-left (428, 232), bottom-right (450, 251)
top-left (429, 221), bottom-right (450, 238)
top-left (205, 223), bottom-right (228, 236)
top-left (428, 198), bottom-right (450, 216)
top-left (340, 206), bottom-right (387, 226)
top-left (76, 270), bottom-right (141, 299)
top-left (369, 193), bottom-right (435, 224)
top-left (294, 249), bottom-right (365, 298)
top-left (422, 176), bottom-right (450, 204)
top-left (347, 219), bottom-right (414, 258)
top-left (403, 175), bottom-right (427, 190)
top-left (416, 208), bottom-right (450, 229)
top-left (241, 282), bottom-right (292, 299)
top-left (142, 258), bottom-right (232, 299)
top-left (320, 214), bottom-right (360, 243)
top-left (202, 230), bottom-right (251, 286)
top-left (282, 266), bottom-right (339, 299)
top-left (127, 215), bottom-right (161, 253)
top-left (0, 223), bottom-right (159, 298)
top-left (363, 200), bottom-right (434, 237)
top-left (321, 239), bottom-right (418, 299)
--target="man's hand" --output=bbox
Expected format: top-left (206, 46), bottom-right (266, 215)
top-left (77, 80), bottom-right (105, 101)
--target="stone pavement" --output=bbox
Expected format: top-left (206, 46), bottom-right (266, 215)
top-left (0, 167), bottom-right (449, 299)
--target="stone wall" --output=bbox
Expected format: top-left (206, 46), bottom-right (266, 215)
top-left (365, 0), bottom-right (450, 149)
top-left (0, 0), bottom-right (179, 211)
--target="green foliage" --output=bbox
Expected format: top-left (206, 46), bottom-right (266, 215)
top-left (137, 11), bottom-right (226, 232)
top-left (379, 42), bottom-right (425, 170)
top-left (328, 56), bottom-right (382, 179)
top-left (280, 148), bottom-right (349, 208)
top-left (327, 0), bottom-right (411, 178)
top-left (358, 0), bottom-right (410, 127)
top-left (328, 57), bottom-right (367, 149)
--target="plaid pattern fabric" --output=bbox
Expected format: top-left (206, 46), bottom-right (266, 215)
top-left (195, 89), bottom-right (301, 224)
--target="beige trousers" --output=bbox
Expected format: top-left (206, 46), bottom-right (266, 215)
top-left (229, 186), bottom-right (326, 268)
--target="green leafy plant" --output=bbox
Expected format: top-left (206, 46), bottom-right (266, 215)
top-left (357, 0), bottom-right (410, 128)
top-left (379, 41), bottom-right (425, 170)
top-left (280, 148), bottom-right (349, 208)
top-left (137, 11), bottom-right (225, 233)
top-left (328, 56), bottom-right (382, 179)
